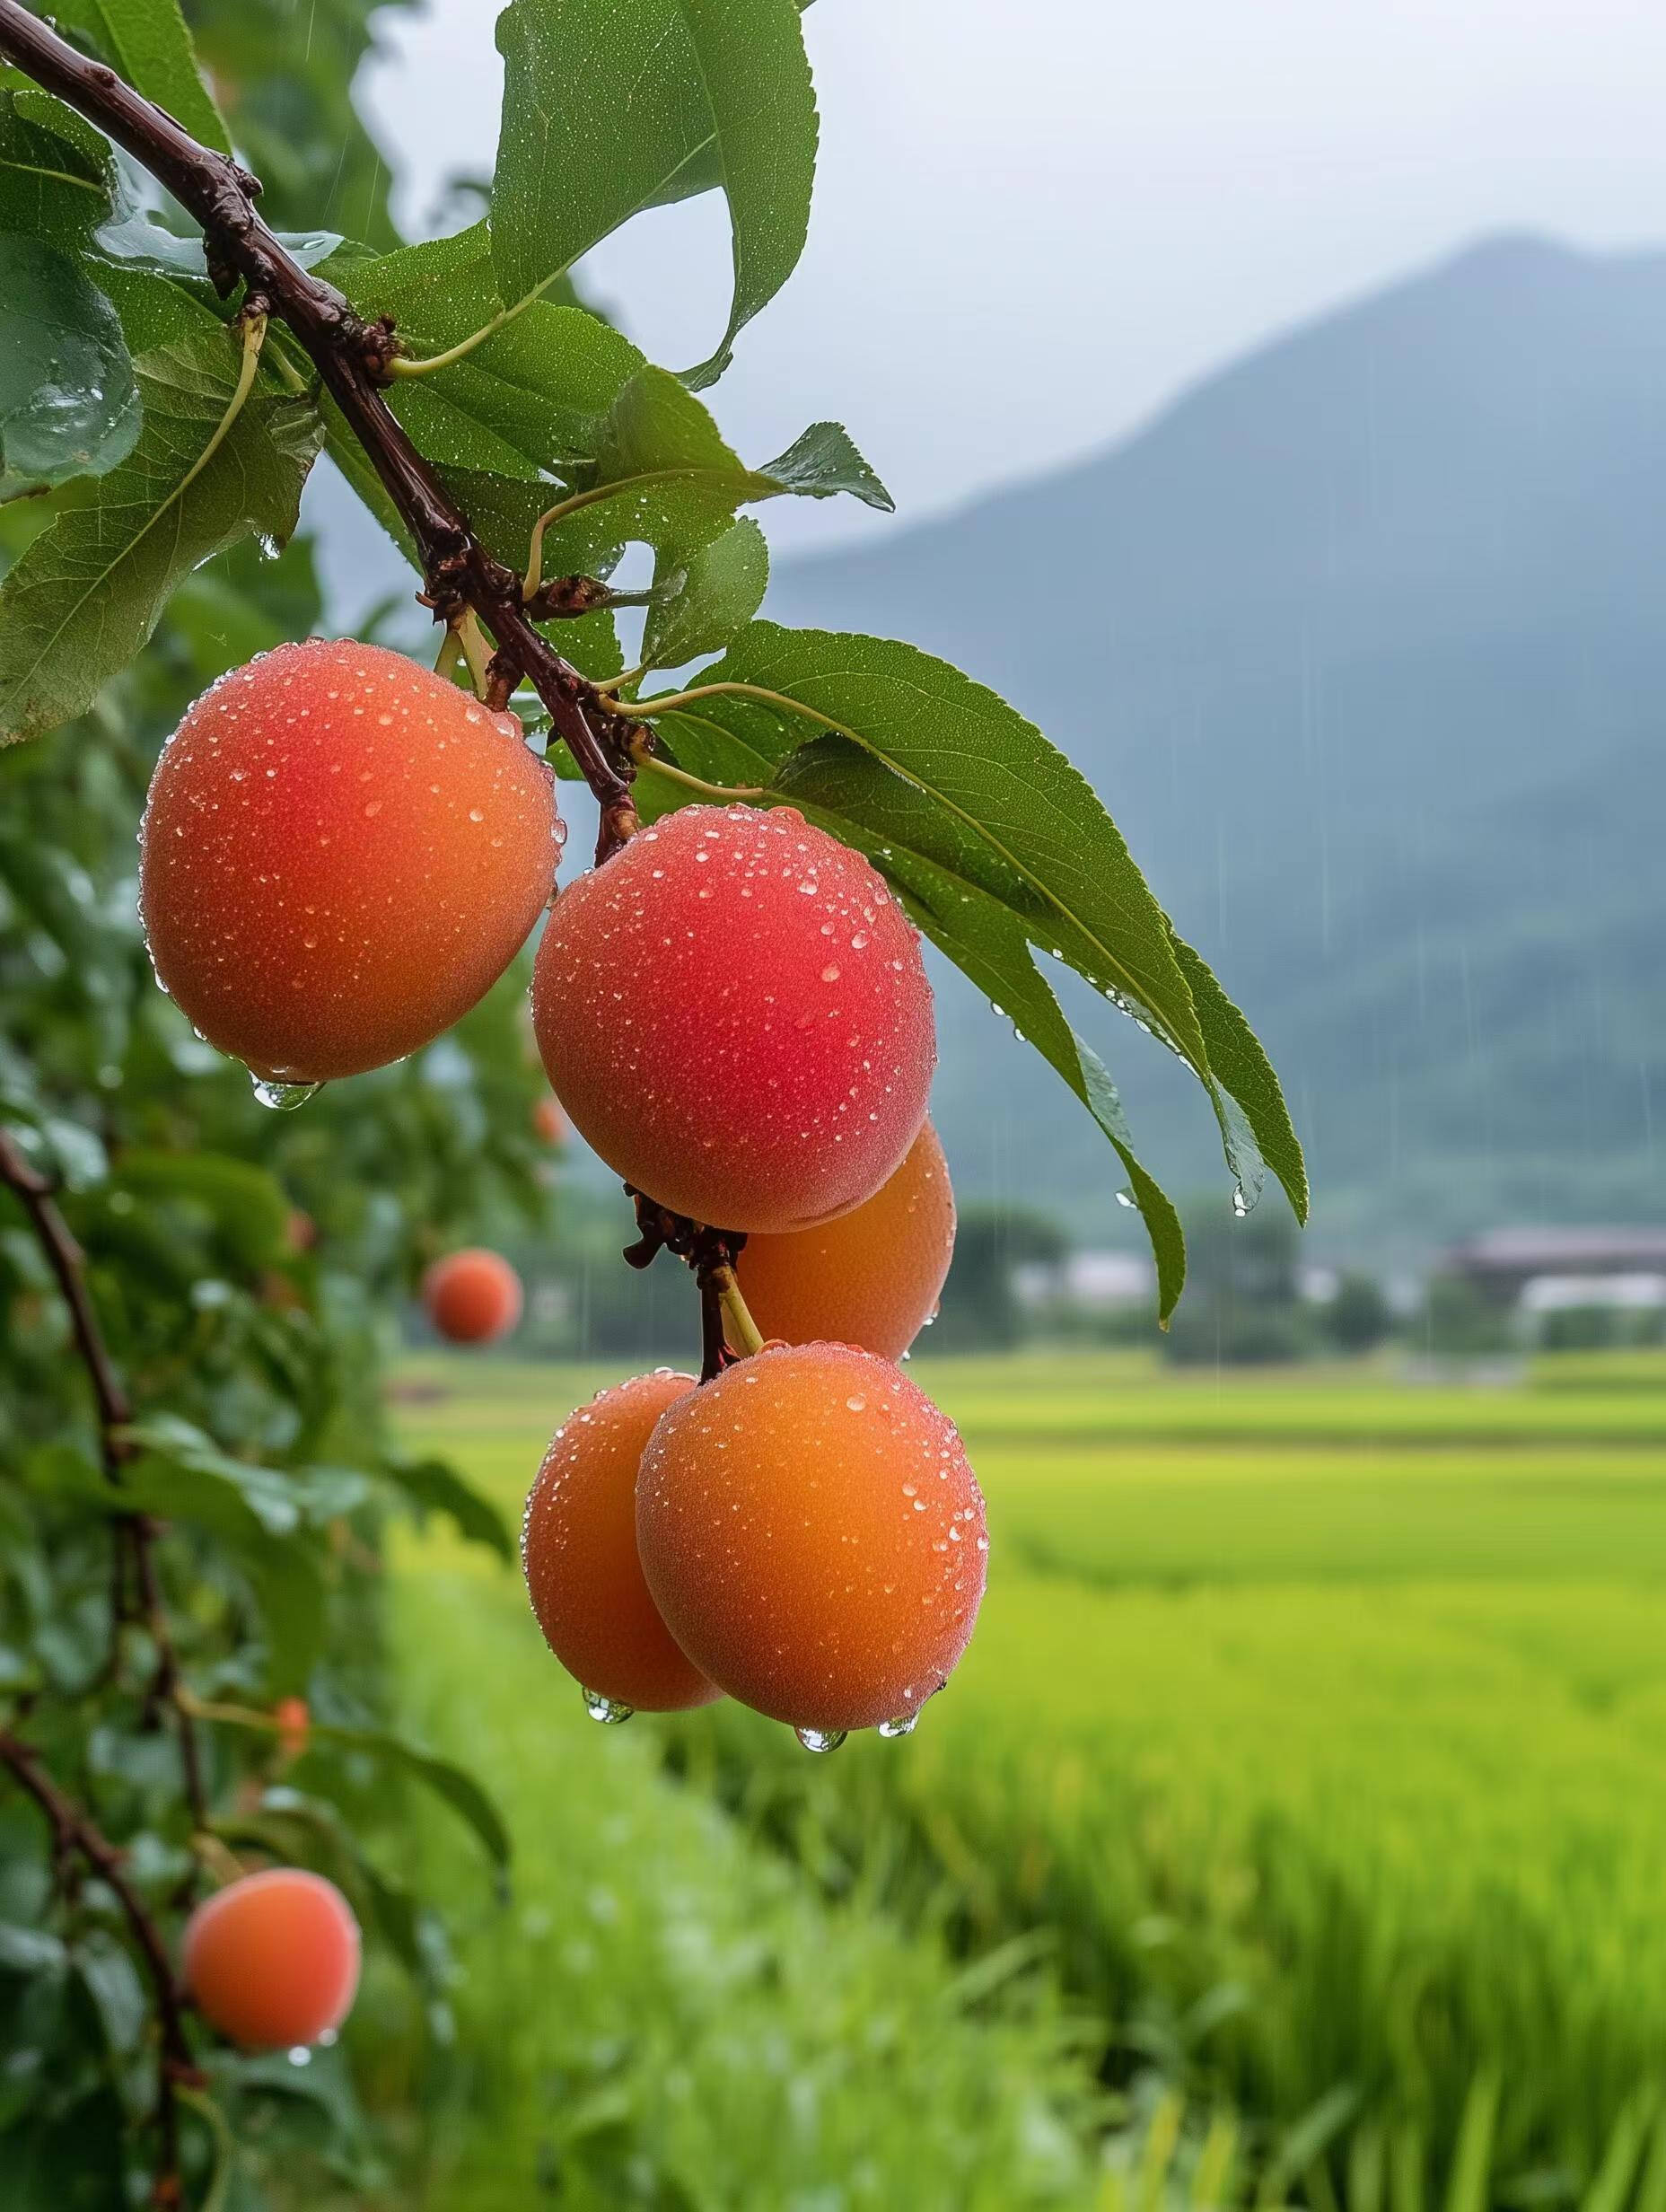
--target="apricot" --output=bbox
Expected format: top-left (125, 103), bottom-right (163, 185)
top-left (182, 1868), bottom-right (360, 2050)
top-left (139, 638), bottom-right (562, 1085)
top-left (423, 1248), bottom-right (522, 1344)
top-left (734, 1120), bottom-right (954, 1360)
top-left (522, 1369), bottom-right (719, 1715)
top-left (531, 805), bottom-right (934, 1233)
top-left (272, 1696), bottom-right (310, 1761)
top-left (531, 1095), bottom-right (568, 1146)
top-left (637, 1343), bottom-right (986, 1735)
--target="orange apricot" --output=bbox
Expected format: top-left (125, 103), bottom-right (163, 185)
top-left (530, 1095), bottom-right (567, 1146)
top-left (522, 1369), bottom-right (719, 1716)
top-left (530, 806), bottom-right (934, 1233)
top-left (423, 1249), bottom-right (522, 1344)
top-left (272, 1696), bottom-right (310, 1762)
top-left (182, 1869), bottom-right (360, 2050)
top-left (734, 1120), bottom-right (954, 1360)
top-left (139, 638), bottom-right (562, 1086)
top-left (636, 1343), bottom-right (986, 1737)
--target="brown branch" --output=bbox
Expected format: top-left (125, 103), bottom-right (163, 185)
top-left (0, 1728), bottom-right (202, 2205)
top-left (0, 1130), bottom-right (209, 1836)
top-left (0, 0), bottom-right (641, 863)
top-left (0, 1127), bottom-right (130, 1468)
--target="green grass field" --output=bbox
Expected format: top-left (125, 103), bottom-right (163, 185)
top-left (388, 1351), bottom-right (1666, 2208)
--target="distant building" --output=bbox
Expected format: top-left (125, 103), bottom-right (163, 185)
top-left (1441, 1228), bottom-right (1666, 1300)
top-left (1013, 1251), bottom-right (1153, 1311)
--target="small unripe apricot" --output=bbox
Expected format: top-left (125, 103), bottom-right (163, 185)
top-left (423, 1249), bottom-right (522, 1344)
top-left (272, 1696), bottom-right (310, 1761)
top-left (734, 1120), bottom-right (954, 1360)
top-left (637, 1343), bottom-right (986, 1735)
top-left (182, 1869), bottom-right (360, 2050)
top-left (140, 638), bottom-right (562, 1085)
top-left (531, 1095), bottom-right (567, 1146)
top-left (522, 1370), bottom-right (718, 1715)
top-left (531, 806), bottom-right (934, 1233)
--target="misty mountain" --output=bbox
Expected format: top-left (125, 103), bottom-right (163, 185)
top-left (767, 236), bottom-right (1666, 1257)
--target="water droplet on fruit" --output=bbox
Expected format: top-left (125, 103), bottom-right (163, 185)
top-left (846, 1392), bottom-right (867, 1412)
top-left (250, 1075), bottom-right (321, 1110)
top-left (878, 1714), bottom-right (918, 1739)
top-left (794, 1726), bottom-right (846, 1754)
top-left (582, 1689), bottom-right (634, 1725)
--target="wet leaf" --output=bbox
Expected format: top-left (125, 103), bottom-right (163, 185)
top-left (0, 237), bottom-right (140, 496)
top-left (51, 0), bottom-right (231, 156)
top-left (644, 516), bottom-right (769, 672)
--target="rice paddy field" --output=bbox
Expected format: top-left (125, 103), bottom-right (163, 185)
top-left (386, 1351), bottom-right (1666, 2209)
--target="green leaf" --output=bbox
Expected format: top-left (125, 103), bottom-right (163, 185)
top-left (0, 329), bottom-right (321, 742)
top-left (760, 420), bottom-right (893, 510)
top-left (0, 1924), bottom-right (67, 1975)
top-left (667, 0), bottom-right (818, 387)
top-left (378, 1453), bottom-right (514, 1562)
top-left (0, 88), bottom-right (118, 247)
top-left (309, 1718), bottom-right (511, 1876)
top-left (532, 365), bottom-right (889, 581)
top-left (347, 227), bottom-right (644, 482)
top-left (643, 515), bottom-right (768, 671)
top-left (106, 1150), bottom-right (293, 1268)
top-left (491, 0), bottom-right (816, 382)
top-left (52, 0), bottom-right (231, 157)
top-left (72, 1933), bottom-right (147, 2057)
top-left (0, 237), bottom-right (140, 496)
top-left (1168, 929), bottom-right (1309, 1224)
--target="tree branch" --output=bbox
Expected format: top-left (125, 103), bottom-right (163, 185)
top-left (0, 0), bottom-right (640, 862)
top-left (0, 1130), bottom-right (209, 1838)
top-left (0, 1727), bottom-right (201, 2205)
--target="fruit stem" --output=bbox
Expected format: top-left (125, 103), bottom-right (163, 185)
top-left (711, 1265), bottom-right (765, 1357)
top-left (635, 751), bottom-right (766, 805)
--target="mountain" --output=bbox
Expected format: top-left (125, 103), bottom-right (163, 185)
top-left (766, 236), bottom-right (1666, 1258)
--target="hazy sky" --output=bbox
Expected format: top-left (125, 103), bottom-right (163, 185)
top-left (361, 0), bottom-right (1666, 550)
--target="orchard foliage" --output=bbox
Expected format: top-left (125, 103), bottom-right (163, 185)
top-left (0, 0), bottom-right (1306, 2202)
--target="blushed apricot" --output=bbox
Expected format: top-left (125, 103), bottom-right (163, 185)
top-left (531, 1095), bottom-right (567, 1146)
top-left (530, 806), bottom-right (934, 1233)
top-left (423, 1249), bottom-right (522, 1344)
top-left (636, 1343), bottom-right (986, 1735)
top-left (182, 1869), bottom-right (360, 2050)
top-left (522, 1369), bottom-right (718, 1715)
top-left (139, 639), bottom-right (562, 1084)
top-left (734, 1120), bottom-right (954, 1360)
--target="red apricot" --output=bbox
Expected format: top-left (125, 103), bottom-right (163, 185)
top-left (530, 805), bottom-right (934, 1233)
top-left (734, 1120), bottom-right (954, 1360)
top-left (637, 1343), bottom-right (986, 1736)
top-left (423, 1249), bottom-right (522, 1344)
top-left (522, 1369), bottom-right (719, 1715)
top-left (139, 638), bottom-right (562, 1085)
top-left (182, 1869), bottom-right (360, 2050)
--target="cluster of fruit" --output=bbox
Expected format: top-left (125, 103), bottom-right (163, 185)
top-left (140, 635), bottom-right (987, 1751)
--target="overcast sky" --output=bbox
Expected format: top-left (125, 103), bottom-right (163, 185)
top-left (360, 0), bottom-right (1666, 551)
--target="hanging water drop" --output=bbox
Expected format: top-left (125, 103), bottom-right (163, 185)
top-left (250, 1075), bottom-right (322, 1111)
top-left (582, 1688), bottom-right (634, 1725)
top-left (1232, 1186), bottom-right (1249, 1217)
top-left (1116, 1188), bottom-right (1139, 1211)
top-left (794, 1725), bottom-right (847, 1754)
top-left (877, 1713), bottom-right (918, 1739)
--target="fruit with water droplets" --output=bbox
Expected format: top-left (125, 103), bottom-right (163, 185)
top-left (423, 1249), bottom-right (522, 1345)
top-left (636, 1342), bottom-right (986, 1734)
top-left (523, 1370), bottom-right (719, 1713)
top-left (182, 1869), bottom-right (360, 2050)
top-left (531, 805), bottom-right (934, 1233)
top-left (139, 638), bottom-right (562, 1084)
top-left (733, 1120), bottom-right (954, 1359)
